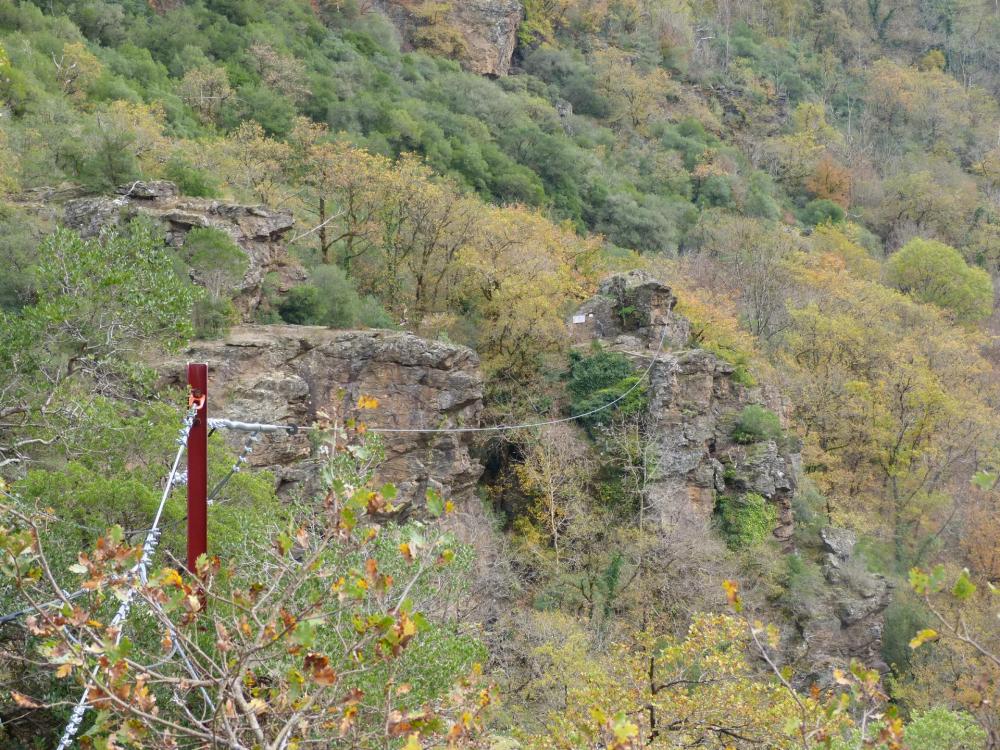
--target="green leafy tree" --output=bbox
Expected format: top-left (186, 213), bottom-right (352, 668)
top-left (183, 227), bottom-right (247, 300)
top-left (904, 707), bottom-right (986, 750)
top-left (0, 221), bottom-right (192, 468)
top-left (885, 238), bottom-right (993, 323)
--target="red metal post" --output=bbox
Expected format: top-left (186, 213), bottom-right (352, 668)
top-left (187, 363), bottom-right (208, 573)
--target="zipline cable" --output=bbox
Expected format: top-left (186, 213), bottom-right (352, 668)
top-left (206, 432), bottom-right (259, 507)
top-left (0, 587), bottom-right (86, 626)
top-left (55, 404), bottom-right (197, 750)
top-left (208, 327), bottom-right (671, 436)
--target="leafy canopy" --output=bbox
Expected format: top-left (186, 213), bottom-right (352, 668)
top-left (885, 238), bottom-right (993, 323)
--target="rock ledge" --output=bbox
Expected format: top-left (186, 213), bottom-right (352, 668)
top-left (158, 325), bottom-right (484, 518)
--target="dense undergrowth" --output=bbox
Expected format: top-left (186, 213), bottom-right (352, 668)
top-left (2, 0), bottom-right (1000, 747)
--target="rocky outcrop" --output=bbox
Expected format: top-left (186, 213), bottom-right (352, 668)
top-left (793, 528), bottom-right (893, 680)
top-left (570, 271), bottom-right (796, 542)
top-left (158, 325), bottom-right (484, 524)
top-left (571, 270), bottom-right (691, 351)
top-left (641, 350), bottom-right (796, 542)
top-left (373, 0), bottom-right (523, 76)
top-left (571, 271), bottom-right (891, 678)
top-left (63, 181), bottom-right (303, 317)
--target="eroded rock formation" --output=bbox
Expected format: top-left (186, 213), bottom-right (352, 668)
top-left (571, 270), bottom-right (692, 351)
top-left (570, 271), bottom-right (796, 542)
top-left (570, 271), bottom-right (890, 675)
top-left (373, 0), bottom-right (523, 76)
top-left (792, 527), bottom-right (893, 678)
top-left (643, 349), bottom-right (797, 542)
top-left (64, 181), bottom-right (303, 317)
top-left (158, 325), bottom-right (484, 526)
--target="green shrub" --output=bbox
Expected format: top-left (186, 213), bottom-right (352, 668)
top-left (278, 284), bottom-right (322, 325)
top-left (745, 187), bottom-right (781, 220)
top-left (566, 349), bottom-right (633, 399)
top-left (521, 46), bottom-right (611, 119)
top-left (163, 156), bottom-right (221, 197)
top-left (715, 492), bottom-right (777, 549)
top-left (801, 198), bottom-right (845, 226)
top-left (183, 227), bottom-right (247, 289)
top-left (193, 294), bottom-right (238, 339)
top-left (903, 707), bottom-right (986, 750)
top-left (886, 238), bottom-right (993, 323)
top-left (573, 375), bottom-right (647, 428)
top-left (697, 174), bottom-right (734, 208)
top-left (357, 293), bottom-right (395, 328)
top-left (565, 349), bottom-right (646, 428)
top-left (589, 191), bottom-right (692, 254)
top-left (595, 470), bottom-right (629, 510)
top-left (278, 265), bottom-right (395, 329)
top-left (881, 595), bottom-right (930, 673)
top-left (0, 58), bottom-right (32, 115)
top-left (731, 404), bottom-right (783, 444)
top-left (317, 268), bottom-right (394, 329)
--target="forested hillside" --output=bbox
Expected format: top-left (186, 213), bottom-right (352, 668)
top-left (1, 0), bottom-right (999, 747)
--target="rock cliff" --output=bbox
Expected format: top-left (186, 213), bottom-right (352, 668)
top-left (373, 0), bottom-right (523, 76)
top-left (643, 349), bottom-right (797, 542)
top-left (570, 271), bottom-right (890, 676)
top-left (788, 527), bottom-right (893, 679)
top-left (571, 271), bottom-right (796, 542)
top-left (158, 325), bottom-right (484, 524)
top-left (63, 181), bottom-right (303, 317)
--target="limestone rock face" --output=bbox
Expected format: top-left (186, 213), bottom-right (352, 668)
top-left (64, 181), bottom-right (303, 317)
top-left (373, 0), bottom-right (523, 76)
top-left (158, 325), bottom-right (484, 522)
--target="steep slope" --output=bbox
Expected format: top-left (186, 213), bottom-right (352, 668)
top-left (569, 271), bottom-right (892, 676)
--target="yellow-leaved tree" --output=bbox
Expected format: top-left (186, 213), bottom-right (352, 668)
top-left (457, 204), bottom-right (600, 383)
top-left (779, 241), bottom-right (997, 565)
top-left (283, 122), bottom-right (602, 386)
top-left (521, 612), bottom-right (845, 749)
